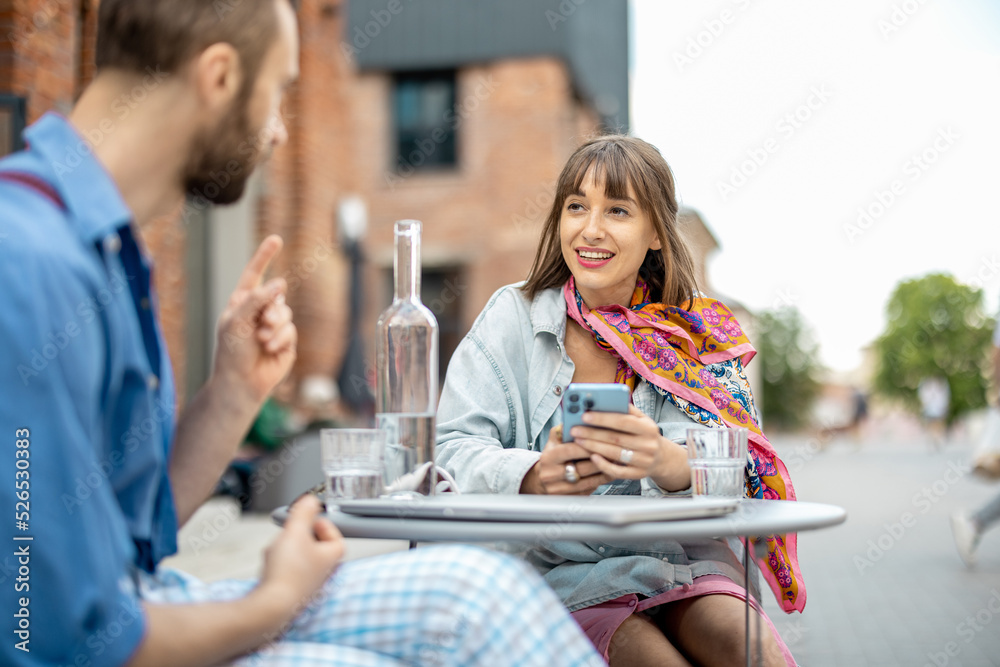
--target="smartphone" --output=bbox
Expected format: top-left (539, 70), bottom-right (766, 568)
top-left (561, 383), bottom-right (630, 442)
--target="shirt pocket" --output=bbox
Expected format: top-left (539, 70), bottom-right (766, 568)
top-left (588, 538), bottom-right (688, 561)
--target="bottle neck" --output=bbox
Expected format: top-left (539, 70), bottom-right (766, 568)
top-left (394, 221), bottom-right (420, 301)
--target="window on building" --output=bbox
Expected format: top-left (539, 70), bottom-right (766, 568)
top-left (393, 71), bottom-right (457, 172)
top-left (383, 265), bottom-right (466, 385)
top-left (421, 266), bottom-right (466, 382)
top-left (0, 95), bottom-right (27, 157)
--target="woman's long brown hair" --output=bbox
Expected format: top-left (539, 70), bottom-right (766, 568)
top-left (521, 135), bottom-right (699, 308)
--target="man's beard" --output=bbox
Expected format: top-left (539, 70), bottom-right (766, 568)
top-left (183, 95), bottom-right (261, 206)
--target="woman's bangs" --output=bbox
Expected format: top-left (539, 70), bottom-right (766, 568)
top-left (558, 152), bottom-right (597, 204)
top-left (561, 144), bottom-right (638, 205)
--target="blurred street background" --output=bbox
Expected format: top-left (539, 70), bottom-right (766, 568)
top-left (764, 426), bottom-right (1000, 667)
top-left (4, 0), bottom-right (995, 434)
top-left (4, 1), bottom-right (1000, 664)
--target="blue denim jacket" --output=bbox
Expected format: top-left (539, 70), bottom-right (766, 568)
top-left (437, 284), bottom-right (756, 611)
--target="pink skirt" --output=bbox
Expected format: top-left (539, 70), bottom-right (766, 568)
top-left (571, 575), bottom-right (796, 665)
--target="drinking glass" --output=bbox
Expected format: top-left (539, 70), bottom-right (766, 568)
top-left (686, 428), bottom-right (747, 499)
top-left (321, 429), bottom-right (386, 505)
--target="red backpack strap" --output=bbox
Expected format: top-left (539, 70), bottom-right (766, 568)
top-left (0, 170), bottom-right (66, 211)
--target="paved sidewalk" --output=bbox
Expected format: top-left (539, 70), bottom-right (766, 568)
top-left (163, 424), bottom-right (1000, 666)
top-left (762, 432), bottom-right (1000, 666)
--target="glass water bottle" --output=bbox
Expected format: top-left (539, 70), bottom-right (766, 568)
top-left (375, 220), bottom-right (439, 496)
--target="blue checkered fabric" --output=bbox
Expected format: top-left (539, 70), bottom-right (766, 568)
top-left (141, 545), bottom-right (604, 666)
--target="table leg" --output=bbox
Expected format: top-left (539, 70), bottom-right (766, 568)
top-left (757, 579), bottom-right (763, 667)
top-left (409, 540), bottom-right (417, 550)
top-left (745, 536), bottom-right (768, 667)
top-left (744, 537), bottom-right (751, 667)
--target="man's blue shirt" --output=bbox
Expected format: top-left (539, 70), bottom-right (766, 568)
top-left (0, 113), bottom-right (178, 666)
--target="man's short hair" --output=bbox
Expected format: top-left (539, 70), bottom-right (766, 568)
top-left (96, 0), bottom-right (296, 94)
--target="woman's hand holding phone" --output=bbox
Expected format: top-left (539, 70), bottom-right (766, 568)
top-left (520, 425), bottom-right (614, 495)
top-left (570, 404), bottom-right (691, 491)
top-left (520, 383), bottom-right (692, 494)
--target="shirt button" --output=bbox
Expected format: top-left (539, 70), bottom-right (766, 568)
top-left (147, 375), bottom-right (160, 391)
top-left (597, 546), bottom-right (605, 553)
top-left (140, 297), bottom-right (151, 310)
top-left (628, 599), bottom-right (637, 608)
top-left (554, 386), bottom-right (563, 396)
top-left (103, 233), bottom-right (121, 255)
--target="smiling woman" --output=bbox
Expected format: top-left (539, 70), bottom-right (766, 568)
top-left (437, 135), bottom-right (803, 666)
top-left (523, 136), bottom-right (698, 310)
top-left (559, 171), bottom-right (662, 309)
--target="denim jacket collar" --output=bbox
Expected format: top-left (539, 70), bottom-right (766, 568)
top-left (528, 283), bottom-right (568, 342)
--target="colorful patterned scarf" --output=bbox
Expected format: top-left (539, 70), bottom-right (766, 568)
top-left (564, 277), bottom-right (806, 613)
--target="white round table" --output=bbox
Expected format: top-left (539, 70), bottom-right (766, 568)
top-left (274, 497), bottom-right (845, 666)
top-left (274, 498), bottom-right (845, 543)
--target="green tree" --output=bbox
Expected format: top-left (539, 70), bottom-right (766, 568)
top-left (873, 273), bottom-right (994, 424)
top-left (754, 306), bottom-right (822, 430)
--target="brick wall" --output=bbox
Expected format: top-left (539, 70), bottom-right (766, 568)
top-left (358, 56), bottom-right (602, 331)
top-left (3, 0), bottom-right (77, 118)
top-left (279, 53), bottom-right (606, 394)
top-left (2, 0), bottom-right (607, 412)
top-left (280, 0), bottom-right (353, 386)
top-left (1, 0), bottom-right (188, 403)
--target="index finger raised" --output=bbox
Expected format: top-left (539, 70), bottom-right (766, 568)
top-left (236, 235), bottom-right (284, 291)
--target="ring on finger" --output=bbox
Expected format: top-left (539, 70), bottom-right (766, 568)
top-left (564, 463), bottom-right (580, 484)
top-left (618, 448), bottom-right (635, 465)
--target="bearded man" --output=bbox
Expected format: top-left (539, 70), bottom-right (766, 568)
top-left (0, 2), bottom-right (601, 665)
